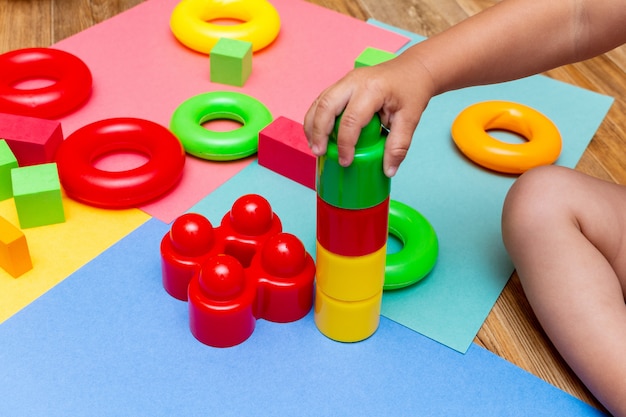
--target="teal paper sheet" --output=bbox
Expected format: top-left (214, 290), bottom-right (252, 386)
top-left (369, 20), bottom-right (614, 352)
top-left (197, 22), bottom-right (614, 353)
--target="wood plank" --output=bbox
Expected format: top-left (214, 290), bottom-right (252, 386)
top-left (0, 0), bottom-right (52, 52)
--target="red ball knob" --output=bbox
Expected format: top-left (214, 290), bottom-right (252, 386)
top-left (261, 233), bottom-right (307, 277)
top-left (198, 254), bottom-right (246, 300)
top-left (169, 213), bottom-right (215, 257)
top-left (229, 194), bottom-right (274, 235)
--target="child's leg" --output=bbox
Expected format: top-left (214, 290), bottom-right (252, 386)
top-left (502, 165), bottom-right (626, 417)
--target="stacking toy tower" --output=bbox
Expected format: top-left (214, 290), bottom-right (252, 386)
top-left (314, 114), bottom-right (390, 342)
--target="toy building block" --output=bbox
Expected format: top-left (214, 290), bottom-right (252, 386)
top-left (189, 233), bottom-right (315, 347)
top-left (161, 213), bottom-right (225, 301)
top-left (219, 193), bottom-right (282, 267)
top-left (317, 195), bottom-right (389, 256)
top-left (188, 254), bottom-right (258, 348)
top-left (317, 113), bottom-right (389, 209)
top-left (11, 163), bottom-right (65, 229)
top-left (0, 215), bottom-right (33, 277)
top-left (258, 116), bottom-right (316, 190)
top-left (315, 242), bottom-right (386, 302)
top-left (161, 194), bottom-right (315, 348)
top-left (0, 140), bottom-right (18, 200)
top-left (314, 286), bottom-right (382, 343)
top-left (210, 37), bottom-right (253, 87)
top-left (0, 112), bottom-right (63, 166)
top-left (354, 47), bottom-right (396, 68)
top-left (314, 113), bottom-right (389, 343)
top-left (250, 232), bottom-right (315, 323)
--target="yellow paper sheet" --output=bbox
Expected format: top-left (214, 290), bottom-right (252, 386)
top-left (0, 192), bottom-right (150, 323)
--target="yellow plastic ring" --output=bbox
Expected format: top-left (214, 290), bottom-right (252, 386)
top-left (451, 101), bottom-right (562, 174)
top-left (170, 0), bottom-right (281, 54)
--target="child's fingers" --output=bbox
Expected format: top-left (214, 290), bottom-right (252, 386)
top-left (383, 112), bottom-right (421, 177)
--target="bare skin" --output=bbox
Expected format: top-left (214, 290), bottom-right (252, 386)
top-left (304, 0), bottom-right (626, 177)
top-left (304, 0), bottom-right (626, 415)
top-left (502, 166), bottom-right (626, 416)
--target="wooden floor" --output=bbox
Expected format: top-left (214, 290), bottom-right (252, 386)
top-left (2, 0), bottom-right (625, 412)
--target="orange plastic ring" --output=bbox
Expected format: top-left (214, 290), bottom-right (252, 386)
top-left (451, 101), bottom-right (561, 174)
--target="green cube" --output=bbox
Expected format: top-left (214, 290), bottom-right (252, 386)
top-left (11, 163), bottom-right (65, 229)
top-left (354, 47), bottom-right (396, 68)
top-left (210, 37), bottom-right (253, 87)
top-left (0, 140), bottom-right (18, 201)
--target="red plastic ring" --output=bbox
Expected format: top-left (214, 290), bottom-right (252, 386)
top-left (0, 47), bottom-right (92, 119)
top-left (56, 118), bottom-right (186, 208)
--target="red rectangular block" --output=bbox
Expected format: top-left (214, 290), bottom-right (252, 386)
top-left (0, 113), bottom-right (63, 166)
top-left (258, 116), bottom-right (316, 190)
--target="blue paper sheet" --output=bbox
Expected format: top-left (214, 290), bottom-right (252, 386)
top-left (0, 218), bottom-right (606, 416)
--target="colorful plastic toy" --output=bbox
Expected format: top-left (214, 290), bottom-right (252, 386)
top-left (385, 200), bottom-right (438, 290)
top-left (188, 253), bottom-right (257, 347)
top-left (314, 114), bottom-right (389, 342)
top-left (170, 0), bottom-right (281, 54)
top-left (451, 100), bottom-right (562, 174)
top-left (210, 38), bottom-right (253, 87)
top-left (354, 46), bottom-right (396, 68)
top-left (161, 213), bottom-right (225, 301)
top-left (169, 91), bottom-right (273, 161)
top-left (0, 140), bottom-right (18, 201)
top-left (11, 162), bottom-right (65, 229)
top-left (0, 48), bottom-right (92, 119)
top-left (56, 118), bottom-right (185, 208)
top-left (0, 112), bottom-right (63, 167)
top-left (317, 114), bottom-right (390, 209)
top-left (161, 194), bottom-right (315, 348)
top-left (315, 242), bottom-right (386, 302)
top-left (0, 215), bottom-right (32, 277)
top-left (315, 115), bottom-right (439, 342)
top-left (258, 116), bottom-right (316, 190)
top-left (316, 195), bottom-right (389, 256)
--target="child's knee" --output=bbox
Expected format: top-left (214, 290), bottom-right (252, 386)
top-left (502, 165), bottom-right (574, 244)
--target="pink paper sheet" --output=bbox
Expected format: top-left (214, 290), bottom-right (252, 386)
top-left (53, 0), bottom-right (408, 223)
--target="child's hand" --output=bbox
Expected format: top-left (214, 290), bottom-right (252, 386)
top-left (304, 55), bottom-right (434, 177)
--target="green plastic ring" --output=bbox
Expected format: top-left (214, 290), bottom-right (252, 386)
top-left (384, 199), bottom-right (438, 290)
top-left (169, 91), bottom-right (273, 161)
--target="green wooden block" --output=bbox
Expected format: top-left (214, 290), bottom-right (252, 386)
top-left (11, 163), bottom-right (65, 229)
top-left (0, 140), bottom-right (18, 201)
top-left (354, 47), bottom-right (396, 68)
top-left (210, 37), bottom-right (253, 87)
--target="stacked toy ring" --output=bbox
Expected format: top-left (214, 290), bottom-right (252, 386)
top-left (384, 200), bottom-right (438, 290)
top-left (56, 118), bottom-right (186, 208)
top-left (0, 47), bottom-right (92, 119)
top-left (451, 101), bottom-right (562, 174)
top-left (170, 0), bottom-right (281, 54)
top-left (170, 91), bottom-right (273, 161)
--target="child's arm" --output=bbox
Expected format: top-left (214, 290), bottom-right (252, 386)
top-left (304, 0), bottom-right (626, 177)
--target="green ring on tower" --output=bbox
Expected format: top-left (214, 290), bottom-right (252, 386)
top-left (317, 113), bottom-right (391, 209)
